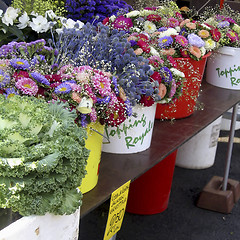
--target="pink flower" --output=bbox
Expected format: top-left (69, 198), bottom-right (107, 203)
top-left (175, 35), bottom-right (188, 47)
top-left (189, 46), bottom-right (202, 59)
top-left (167, 17), bottom-right (179, 28)
top-left (15, 77), bottom-right (38, 96)
top-left (71, 92), bottom-right (82, 103)
top-left (58, 65), bottom-right (74, 79)
top-left (92, 73), bottom-right (112, 96)
top-left (169, 79), bottom-right (176, 98)
top-left (180, 49), bottom-right (190, 58)
top-left (167, 56), bottom-right (178, 68)
top-left (226, 30), bottom-right (239, 42)
top-left (89, 108), bottom-right (97, 122)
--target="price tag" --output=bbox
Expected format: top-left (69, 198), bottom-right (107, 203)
top-left (103, 180), bottom-right (131, 240)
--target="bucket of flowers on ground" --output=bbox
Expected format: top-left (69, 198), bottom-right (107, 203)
top-left (0, 95), bottom-right (89, 239)
top-left (201, 4), bottom-right (240, 90)
top-left (105, 2), bottom-right (214, 119)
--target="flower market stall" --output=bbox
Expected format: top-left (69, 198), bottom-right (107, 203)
top-left (0, 0), bottom-right (240, 239)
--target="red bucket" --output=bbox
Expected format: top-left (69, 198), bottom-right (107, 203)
top-left (156, 53), bottom-right (211, 119)
top-left (126, 150), bottom-right (177, 215)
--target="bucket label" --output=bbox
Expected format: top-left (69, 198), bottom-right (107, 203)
top-left (216, 65), bottom-right (240, 86)
top-left (104, 181), bottom-right (130, 240)
top-left (209, 123), bottom-right (221, 148)
top-left (105, 113), bottom-right (154, 149)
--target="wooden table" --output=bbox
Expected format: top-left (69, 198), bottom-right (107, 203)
top-left (81, 80), bottom-right (240, 218)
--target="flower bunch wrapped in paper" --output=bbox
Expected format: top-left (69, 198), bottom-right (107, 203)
top-left (200, 4), bottom-right (240, 48)
top-left (0, 39), bottom-right (131, 128)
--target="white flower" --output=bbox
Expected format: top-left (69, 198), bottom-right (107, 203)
top-left (204, 39), bottom-right (216, 51)
top-left (2, 7), bottom-right (19, 26)
top-left (62, 18), bottom-right (76, 28)
top-left (109, 15), bottom-right (116, 22)
top-left (29, 16), bottom-right (50, 33)
top-left (200, 46), bottom-right (206, 56)
top-left (158, 28), bottom-right (178, 38)
top-left (76, 20), bottom-right (84, 29)
top-left (201, 23), bottom-right (211, 30)
top-left (150, 46), bottom-right (160, 57)
top-left (30, 11), bottom-right (38, 17)
top-left (126, 10), bottom-right (140, 18)
top-left (175, 26), bottom-right (181, 32)
top-left (17, 12), bottom-right (29, 29)
top-left (144, 20), bottom-right (156, 34)
top-left (170, 68), bottom-right (185, 78)
top-left (45, 10), bottom-right (57, 20)
top-left (0, 10), bottom-right (3, 17)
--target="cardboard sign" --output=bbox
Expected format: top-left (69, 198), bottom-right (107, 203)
top-left (103, 181), bottom-right (131, 240)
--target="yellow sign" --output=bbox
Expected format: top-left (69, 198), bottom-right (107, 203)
top-left (103, 180), bottom-right (131, 240)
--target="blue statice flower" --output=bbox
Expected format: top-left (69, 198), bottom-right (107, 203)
top-left (0, 70), bottom-right (11, 89)
top-left (65, 0), bottom-right (132, 24)
top-left (31, 72), bottom-right (51, 86)
top-left (50, 22), bottom-right (159, 105)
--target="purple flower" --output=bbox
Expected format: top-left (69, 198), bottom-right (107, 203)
top-left (54, 82), bottom-right (72, 94)
top-left (0, 70), bottom-right (11, 89)
top-left (10, 58), bottom-right (30, 70)
top-left (4, 87), bottom-right (19, 98)
top-left (158, 27), bottom-right (168, 32)
top-left (217, 21), bottom-right (230, 28)
top-left (159, 67), bottom-right (172, 83)
top-left (97, 96), bottom-right (111, 104)
top-left (129, 40), bottom-right (138, 47)
top-left (31, 72), bottom-right (50, 86)
top-left (187, 33), bottom-right (205, 48)
top-left (111, 76), bottom-right (119, 95)
top-left (158, 36), bottom-right (173, 48)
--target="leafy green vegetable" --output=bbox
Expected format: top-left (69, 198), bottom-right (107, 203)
top-left (0, 95), bottom-right (89, 216)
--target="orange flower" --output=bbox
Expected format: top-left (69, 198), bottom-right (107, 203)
top-left (71, 92), bottom-right (82, 103)
top-left (186, 22), bottom-right (196, 30)
top-left (134, 48), bottom-right (143, 55)
top-left (180, 19), bottom-right (190, 28)
top-left (198, 30), bottom-right (210, 38)
top-left (158, 83), bottom-right (167, 99)
top-left (161, 48), bottom-right (176, 56)
top-left (189, 46), bottom-right (202, 59)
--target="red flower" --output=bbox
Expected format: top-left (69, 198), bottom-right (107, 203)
top-left (102, 17), bottom-right (109, 25)
top-left (45, 74), bottom-right (62, 83)
top-left (137, 39), bottom-right (150, 53)
top-left (147, 14), bottom-right (162, 22)
top-left (210, 28), bottom-right (221, 42)
top-left (138, 33), bottom-right (149, 42)
top-left (151, 71), bottom-right (162, 83)
top-left (140, 95), bottom-right (155, 107)
top-left (13, 71), bottom-right (29, 80)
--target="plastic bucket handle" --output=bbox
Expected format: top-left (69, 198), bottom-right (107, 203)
top-left (215, 47), bottom-right (236, 56)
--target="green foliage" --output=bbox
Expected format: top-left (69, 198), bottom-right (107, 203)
top-left (0, 95), bottom-right (89, 216)
top-left (11, 0), bottom-right (66, 16)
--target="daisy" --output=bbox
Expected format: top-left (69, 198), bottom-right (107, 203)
top-left (10, 58), bottom-right (30, 70)
top-left (31, 72), bottom-right (50, 86)
top-left (158, 36), bottom-right (173, 48)
top-left (54, 82), bottom-right (72, 94)
top-left (143, 20), bottom-right (157, 34)
top-left (15, 77), bottom-right (38, 96)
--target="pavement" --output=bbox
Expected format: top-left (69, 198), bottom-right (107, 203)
top-left (79, 128), bottom-right (240, 240)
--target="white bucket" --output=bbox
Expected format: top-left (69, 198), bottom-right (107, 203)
top-left (221, 106), bottom-right (240, 131)
top-left (0, 208), bottom-right (80, 240)
top-left (206, 46), bottom-right (240, 89)
top-left (102, 104), bottom-right (156, 154)
top-left (176, 116), bottom-right (222, 169)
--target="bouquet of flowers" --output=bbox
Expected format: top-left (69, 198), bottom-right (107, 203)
top-left (0, 6), bottom-right (84, 44)
top-left (50, 22), bottom-right (162, 107)
top-left (0, 39), bottom-right (131, 128)
top-left (65, 0), bottom-right (133, 24)
top-left (200, 4), bottom-right (240, 48)
top-left (105, 2), bottom-right (216, 60)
